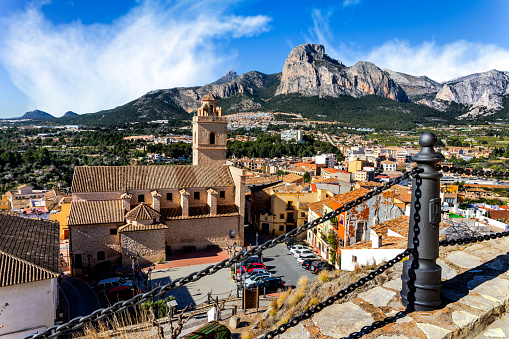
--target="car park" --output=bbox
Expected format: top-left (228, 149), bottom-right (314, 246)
top-left (290, 245), bottom-right (311, 255)
top-left (310, 261), bottom-right (335, 274)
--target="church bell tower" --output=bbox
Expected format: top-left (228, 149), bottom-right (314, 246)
top-left (192, 91), bottom-right (227, 166)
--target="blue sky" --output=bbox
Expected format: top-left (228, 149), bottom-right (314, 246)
top-left (0, 0), bottom-right (508, 118)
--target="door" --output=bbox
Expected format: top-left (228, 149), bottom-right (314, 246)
top-left (262, 223), bottom-right (269, 235)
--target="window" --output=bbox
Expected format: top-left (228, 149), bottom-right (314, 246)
top-left (229, 230), bottom-right (235, 238)
top-left (219, 190), bottom-right (225, 199)
top-left (166, 192), bottom-right (173, 201)
top-left (279, 225), bottom-right (284, 232)
top-left (210, 132), bottom-right (215, 145)
top-left (97, 251), bottom-right (105, 261)
top-left (301, 212), bottom-right (305, 218)
top-left (280, 214), bottom-right (284, 219)
top-left (352, 255), bottom-right (357, 263)
top-left (110, 228), bottom-right (117, 236)
top-left (138, 194), bottom-right (145, 203)
top-left (194, 191), bottom-right (200, 200)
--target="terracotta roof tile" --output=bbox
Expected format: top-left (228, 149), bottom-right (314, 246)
top-left (161, 207), bottom-right (182, 218)
top-left (0, 213), bottom-right (59, 286)
top-left (71, 165), bottom-right (235, 193)
top-left (125, 203), bottom-right (160, 221)
top-left (281, 173), bottom-right (304, 183)
top-left (68, 200), bottom-right (124, 226)
top-left (118, 223), bottom-right (168, 232)
top-left (371, 215), bottom-right (410, 237)
top-left (333, 188), bottom-right (370, 206)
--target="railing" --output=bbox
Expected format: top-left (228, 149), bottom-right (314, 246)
top-left (24, 132), bottom-right (509, 339)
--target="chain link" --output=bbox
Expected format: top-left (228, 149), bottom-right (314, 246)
top-left (261, 249), bottom-right (414, 339)
top-left (436, 164), bottom-right (509, 178)
top-left (440, 230), bottom-right (509, 247)
top-left (23, 167), bottom-right (422, 339)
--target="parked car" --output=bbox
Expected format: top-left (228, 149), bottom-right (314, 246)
top-left (106, 286), bottom-right (144, 302)
top-left (297, 254), bottom-right (320, 263)
top-left (244, 275), bottom-right (272, 289)
top-left (241, 268), bottom-right (267, 280)
top-left (245, 255), bottom-right (263, 265)
top-left (293, 249), bottom-right (314, 258)
top-left (289, 245), bottom-right (310, 254)
top-left (238, 262), bottom-right (265, 275)
top-left (85, 260), bottom-right (118, 281)
top-left (310, 261), bottom-right (335, 274)
top-left (285, 238), bottom-right (306, 249)
top-left (96, 277), bottom-right (132, 294)
top-left (253, 277), bottom-right (286, 293)
top-left (302, 259), bottom-right (322, 270)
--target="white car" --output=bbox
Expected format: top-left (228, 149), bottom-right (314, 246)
top-left (290, 245), bottom-right (310, 254)
top-left (297, 254), bottom-right (320, 263)
top-left (294, 249), bottom-right (314, 258)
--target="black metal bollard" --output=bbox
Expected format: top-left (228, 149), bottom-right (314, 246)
top-left (401, 132), bottom-right (443, 311)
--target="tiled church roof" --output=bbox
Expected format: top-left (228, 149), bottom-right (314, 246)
top-left (118, 223), bottom-right (168, 233)
top-left (125, 203), bottom-right (160, 221)
top-left (68, 200), bottom-right (124, 226)
top-left (71, 165), bottom-right (234, 193)
top-left (0, 213), bottom-right (59, 286)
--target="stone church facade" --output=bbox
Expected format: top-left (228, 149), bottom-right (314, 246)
top-left (68, 94), bottom-right (245, 274)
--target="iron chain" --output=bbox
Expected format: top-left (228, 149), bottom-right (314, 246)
top-left (261, 249), bottom-right (414, 339)
top-left (440, 231), bottom-right (509, 247)
top-left (24, 167), bottom-right (422, 339)
top-left (436, 164), bottom-right (509, 178)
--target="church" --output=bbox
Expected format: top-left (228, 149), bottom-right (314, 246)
top-left (67, 93), bottom-right (245, 273)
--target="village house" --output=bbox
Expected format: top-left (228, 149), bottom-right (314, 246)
top-left (0, 213), bottom-right (60, 338)
top-left (307, 188), bottom-right (404, 267)
top-left (67, 93), bottom-right (246, 274)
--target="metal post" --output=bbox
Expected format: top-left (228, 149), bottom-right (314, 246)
top-left (401, 132), bottom-right (443, 311)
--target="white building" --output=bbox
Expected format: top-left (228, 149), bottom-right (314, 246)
top-left (315, 153), bottom-right (336, 168)
top-left (0, 213), bottom-right (60, 338)
top-left (281, 130), bottom-right (303, 142)
top-left (381, 160), bottom-right (397, 172)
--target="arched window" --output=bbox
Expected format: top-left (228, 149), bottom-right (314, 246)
top-left (210, 132), bottom-right (215, 145)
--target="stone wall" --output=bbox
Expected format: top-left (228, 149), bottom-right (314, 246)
top-left (121, 229), bottom-right (166, 267)
top-left (70, 223), bottom-right (123, 267)
top-left (165, 215), bottom-right (242, 251)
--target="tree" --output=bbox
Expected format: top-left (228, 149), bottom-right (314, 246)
top-left (303, 171), bottom-right (310, 183)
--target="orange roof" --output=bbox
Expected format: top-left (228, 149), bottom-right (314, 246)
top-left (331, 188), bottom-right (370, 208)
top-left (294, 161), bottom-right (325, 169)
top-left (202, 91), bottom-right (217, 101)
top-left (371, 215), bottom-right (409, 237)
top-left (323, 168), bottom-right (340, 173)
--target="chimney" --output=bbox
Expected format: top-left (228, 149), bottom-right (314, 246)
top-left (372, 234), bottom-right (382, 249)
top-left (207, 188), bottom-right (218, 216)
top-left (180, 189), bottom-right (190, 218)
top-left (151, 190), bottom-right (161, 212)
top-left (121, 193), bottom-right (132, 212)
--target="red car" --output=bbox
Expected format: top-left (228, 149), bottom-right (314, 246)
top-left (107, 285), bottom-right (144, 302)
top-left (238, 262), bottom-right (265, 275)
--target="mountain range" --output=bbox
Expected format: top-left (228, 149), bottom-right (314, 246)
top-left (13, 44), bottom-right (509, 127)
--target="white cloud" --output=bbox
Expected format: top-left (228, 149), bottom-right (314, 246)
top-left (0, 0), bottom-right (271, 115)
top-left (306, 9), bottom-right (509, 82)
top-left (342, 0), bottom-right (361, 7)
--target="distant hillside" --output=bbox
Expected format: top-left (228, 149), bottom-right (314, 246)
top-left (10, 43), bottom-right (509, 126)
top-left (62, 111), bottom-right (78, 117)
top-left (59, 91), bottom-right (190, 125)
top-left (21, 110), bottom-right (54, 120)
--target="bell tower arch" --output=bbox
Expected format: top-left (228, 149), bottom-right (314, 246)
top-left (192, 91), bottom-right (227, 166)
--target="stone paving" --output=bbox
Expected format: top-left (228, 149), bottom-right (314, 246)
top-left (279, 237), bottom-right (509, 339)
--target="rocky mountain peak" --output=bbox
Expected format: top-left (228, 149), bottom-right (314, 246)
top-left (276, 44), bottom-right (408, 102)
top-left (210, 70), bottom-right (239, 85)
top-left (422, 69), bottom-right (509, 118)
